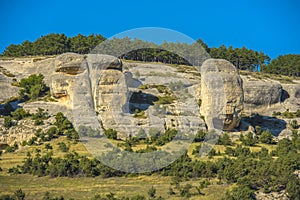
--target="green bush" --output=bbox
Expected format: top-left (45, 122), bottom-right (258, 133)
top-left (224, 185), bottom-right (255, 200)
top-left (104, 128), bottom-right (118, 140)
top-left (218, 133), bottom-right (232, 146)
top-left (4, 116), bottom-right (15, 128)
top-left (54, 112), bottom-right (73, 134)
top-left (58, 142), bottom-right (69, 152)
top-left (18, 74), bottom-right (48, 101)
top-left (240, 132), bottom-right (257, 146)
top-left (11, 108), bottom-right (31, 120)
top-left (259, 129), bottom-right (274, 144)
top-left (153, 129), bottom-right (177, 146)
top-left (155, 95), bottom-right (176, 104)
top-left (31, 107), bottom-right (49, 120)
top-left (282, 109), bottom-right (295, 118)
top-left (290, 120), bottom-right (299, 129)
top-left (34, 118), bottom-right (44, 126)
top-left (5, 142), bottom-right (18, 153)
top-left (193, 130), bottom-right (206, 142)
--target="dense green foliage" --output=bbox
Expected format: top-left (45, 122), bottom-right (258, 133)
top-left (54, 112), bottom-right (79, 140)
top-left (240, 132), bottom-right (257, 146)
top-left (3, 126), bottom-right (300, 199)
top-left (2, 33), bottom-right (299, 76)
top-left (4, 116), bottom-right (15, 128)
top-left (2, 33), bottom-right (105, 56)
top-left (210, 45), bottom-right (270, 71)
top-left (104, 128), bottom-right (118, 140)
top-left (150, 129), bottom-right (177, 146)
top-left (18, 74), bottom-right (49, 101)
top-left (9, 151), bottom-right (124, 178)
top-left (259, 129), bottom-right (274, 144)
top-left (264, 54), bottom-right (300, 76)
top-left (0, 189), bottom-right (26, 200)
top-left (0, 188), bottom-right (166, 200)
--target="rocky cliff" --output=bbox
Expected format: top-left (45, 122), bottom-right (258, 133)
top-left (0, 53), bottom-right (299, 145)
top-left (201, 59), bottom-right (244, 131)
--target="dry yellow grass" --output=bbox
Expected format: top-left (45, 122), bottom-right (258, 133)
top-left (0, 135), bottom-right (275, 199)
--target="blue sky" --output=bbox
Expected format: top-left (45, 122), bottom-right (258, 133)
top-left (1, 0), bottom-right (300, 59)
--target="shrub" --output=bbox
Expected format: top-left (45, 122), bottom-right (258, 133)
top-left (10, 108), bottom-right (31, 120)
top-left (34, 119), bottom-right (44, 126)
top-left (218, 133), bottom-right (232, 146)
top-left (193, 130), bottom-right (206, 142)
top-left (147, 186), bottom-right (156, 199)
top-left (5, 142), bottom-right (18, 153)
top-left (282, 109), bottom-right (294, 118)
top-left (259, 129), bottom-right (274, 144)
top-left (155, 95), bottom-right (176, 104)
top-left (255, 125), bottom-right (262, 135)
top-left (104, 128), bottom-right (118, 140)
top-left (290, 120), bottom-right (299, 129)
top-left (18, 74), bottom-right (49, 101)
top-left (224, 185), bottom-right (255, 200)
top-left (153, 129), bottom-right (177, 146)
top-left (240, 132), bottom-right (257, 146)
top-left (58, 142), bottom-right (69, 152)
top-left (4, 116), bottom-right (15, 128)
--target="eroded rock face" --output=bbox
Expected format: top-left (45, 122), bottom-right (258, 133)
top-left (86, 54), bottom-right (122, 71)
top-left (71, 54), bottom-right (127, 131)
top-left (281, 83), bottom-right (300, 112)
top-left (201, 59), bottom-right (244, 131)
top-left (242, 78), bottom-right (282, 113)
top-left (0, 73), bottom-right (19, 103)
top-left (51, 53), bottom-right (87, 102)
top-left (54, 53), bottom-right (86, 75)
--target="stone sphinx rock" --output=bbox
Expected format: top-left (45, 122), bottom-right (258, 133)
top-left (201, 59), bottom-right (243, 131)
top-left (51, 53), bottom-right (87, 102)
top-left (85, 54), bottom-right (125, 111)
top-left (84, 54), bottom-right (128, 133)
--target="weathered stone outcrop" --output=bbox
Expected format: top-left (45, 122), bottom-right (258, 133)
top-left (86, 54), bottom-right (125, 111)
top-left (0, 117), bottom-right (56, 146)
top-left (86, 54), bottom-right (122, 71)
top-left (71, 54), bottom-right (128, 132)
top-left (51, 53), bottom-right (87, 101)
top-left (54, 53), bottom-right (86, 75)
top-left (1, 53), bottom-right (299, 144)
top-left (201, 59), bottom-right (244, 131)
top-left (281, 83), bottom-right (300, 112)
top-left (0, 73), bottom-right (19, 103)
top-left (242, 77), bottom-right (282, 113)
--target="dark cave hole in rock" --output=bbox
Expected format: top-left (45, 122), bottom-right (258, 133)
top-left (242, 114), bottom-right (287, 137)
top-left (128, 91), bottom-right (159, 114)
top-left (281, 89), bottom-right (290, 102)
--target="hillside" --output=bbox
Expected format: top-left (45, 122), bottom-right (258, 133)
top-left (0, 54), bottom-right (299, 199)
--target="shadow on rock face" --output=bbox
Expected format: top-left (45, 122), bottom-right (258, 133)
top-left (281, 89), bottom-right (290, 102)
top-left (241, 114), bottom-right (287, 137)
top-left (128, 91), bottom-right (159, 113)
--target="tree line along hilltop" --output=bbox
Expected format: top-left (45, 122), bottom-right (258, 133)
top-left (1, 33), bottom-right (299, 77)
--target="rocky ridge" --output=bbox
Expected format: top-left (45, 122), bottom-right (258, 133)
top-left (0, 53), bottom-right (299, 144)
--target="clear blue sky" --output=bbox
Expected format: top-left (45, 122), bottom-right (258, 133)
top-left (1, 0), bottom-right (300, 59)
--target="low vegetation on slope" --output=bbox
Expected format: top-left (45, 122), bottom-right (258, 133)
top-left (1, 111), bottom-right (300, 199)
